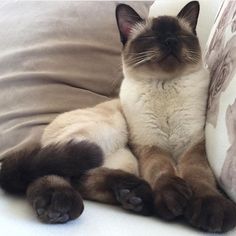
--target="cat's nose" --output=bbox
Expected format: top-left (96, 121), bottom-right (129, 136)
top-left (164, 37), bottom-right (178, 49)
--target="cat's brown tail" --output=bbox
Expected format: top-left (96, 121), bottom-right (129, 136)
top-left (0, 141), bottom-right (103, 194)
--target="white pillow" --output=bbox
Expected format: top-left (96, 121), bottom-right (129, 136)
top-left (149, 0), bottom-right (223, 52)
top-left (205, 0), bottom-right (236, 203)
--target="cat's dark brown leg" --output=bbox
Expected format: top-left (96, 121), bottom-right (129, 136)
top-left (178, 140), bottom-right (236, 233)
top-left (0, 141), bottom-right (103, 194)
top-left (27, 175), bottom-right (84, 224)
top-left (75, 167), bottom-right (153, 216)
top-left (132, 145), bottom-right (192, 220)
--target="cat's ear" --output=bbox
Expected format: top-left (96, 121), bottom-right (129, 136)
top-left (177, 1), bottom-right (200, 34)
top-left (116, 4), bottom-right (143, 45)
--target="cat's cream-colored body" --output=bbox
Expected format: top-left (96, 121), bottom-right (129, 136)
top-left (120, 66), bottom-right (210, 159)
top-left (41, 99), bottom-right (139, 175)
top-left (41, 64), bottom-right (209, 177)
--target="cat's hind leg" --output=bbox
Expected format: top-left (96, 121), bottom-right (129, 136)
top-left (0, 141), bottom-right (103, 223)
top-left (27, 175), bottom-right (84, 223)
top-left (76, 148), bottom-right (154, 216)
top-left (0, 141), bottom-right (103, 194)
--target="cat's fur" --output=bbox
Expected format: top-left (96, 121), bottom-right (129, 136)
top-left (1, 1), bottom-right (236, 233)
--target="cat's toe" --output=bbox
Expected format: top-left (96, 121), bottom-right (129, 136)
top-left (185, 195), bottom-right (236, 233)
top-left (27, 176), bottom-right (84, 224)
top-left (116, 188), bottom-right (143, 212)
top-left (33, 188), bottom-right (84, 223)
top-left (113, 177), bottom-right (153, 216)
top-left (154, 176), bottom-right (192, 220)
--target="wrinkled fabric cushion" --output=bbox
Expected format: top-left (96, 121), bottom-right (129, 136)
top-left (205, 0), bottom-right (236, 203)
top-left (0, 1), bottom-right (151, 158)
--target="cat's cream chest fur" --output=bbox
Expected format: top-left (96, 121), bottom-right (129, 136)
top-left (120, 68), bottom-right (210, 158)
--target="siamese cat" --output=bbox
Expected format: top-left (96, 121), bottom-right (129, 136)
top-left (1, 1), bottom-right (236, 233)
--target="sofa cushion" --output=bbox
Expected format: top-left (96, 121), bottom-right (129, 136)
top-left (0, 1), bottom-right (151, 158)
top-left (205, 0), bottom-right (236, 202)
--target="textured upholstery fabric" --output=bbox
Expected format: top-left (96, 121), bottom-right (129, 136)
top-left (0, 1), bottom-right (151, 159)
top-left (205, 0), bottom-right (236, 203)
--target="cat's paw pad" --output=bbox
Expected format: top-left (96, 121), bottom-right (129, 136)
top-left (154, 176), bottom-right (192, 220)
top-left (185, 195), bottom-right (236, 233)
top-left (113, 178), bottom-right (153, 216)
top-left (32, 187), bottom-right (84, 224)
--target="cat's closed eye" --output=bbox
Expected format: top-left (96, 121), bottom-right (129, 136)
top-left (135, 35), bottom-right (157, 41)
top-left (178, 34), bottom-right (196, 39)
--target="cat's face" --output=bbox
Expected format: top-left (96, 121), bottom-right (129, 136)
top-left (116, 1), bottom-right (201, 80)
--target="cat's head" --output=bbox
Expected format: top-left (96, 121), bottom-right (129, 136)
top-left (116, 1), bottom-right (201, 80)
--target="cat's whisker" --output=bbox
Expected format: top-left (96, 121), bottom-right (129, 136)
top-left (182, 49), bottom-right (201, 63)
top-left (128, 51), bottom-right (158, 57)
top-left (125, 50), bottom-right (161, 67)
top-left (128, 54), bottom-right (157, 67)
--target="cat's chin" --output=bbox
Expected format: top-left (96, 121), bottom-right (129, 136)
top-left (123, 61), bottom-right (202, 82)
top-left (124, 65), bottom-right (181, 81)
top-left (158, 55), bottom-right (183, 72)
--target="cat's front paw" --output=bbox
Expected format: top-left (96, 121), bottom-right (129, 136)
top-left (185, 195), bottom-right (236, 233)
top-left (112, 176), bottom-right (153, 216)
top-left (154, 176), bottom-right (192, 220)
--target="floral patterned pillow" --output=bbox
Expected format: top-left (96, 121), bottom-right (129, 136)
top-left (205, 0), bottom-right (236, 202)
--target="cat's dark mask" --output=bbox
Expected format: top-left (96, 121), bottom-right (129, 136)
top-left (116, 1), bottom-right (201, 76)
